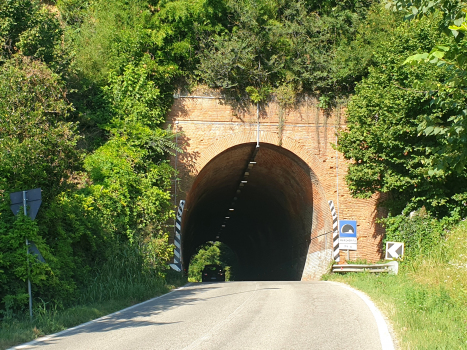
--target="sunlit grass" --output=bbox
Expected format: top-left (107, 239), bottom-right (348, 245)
top-left (324, 220), bottom-right (467, 349)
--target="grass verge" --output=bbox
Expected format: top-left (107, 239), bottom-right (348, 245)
top-left (0, 270), bottom-right (187, 350)
top-left (323, 220), bottom-right (467, 349)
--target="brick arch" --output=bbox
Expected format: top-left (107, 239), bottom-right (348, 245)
top-left (186, 130), bottom-right (335, 280)
top-left (194, 129), bottom-right (327, 180)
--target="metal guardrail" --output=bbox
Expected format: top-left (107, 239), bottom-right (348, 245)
top-left (332, 261), bottom-right (399, 275)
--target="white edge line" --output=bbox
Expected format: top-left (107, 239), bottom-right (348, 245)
top-left (326, 281), bottom-right (395, 350)
top-left (9, 283), bottom-right (193, 350)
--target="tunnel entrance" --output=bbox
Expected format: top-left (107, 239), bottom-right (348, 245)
top-left (182, 142), bottom-right (324, 281)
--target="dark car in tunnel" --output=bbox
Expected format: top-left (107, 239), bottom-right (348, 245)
top-left (202, 264), bottom-right (225, 282)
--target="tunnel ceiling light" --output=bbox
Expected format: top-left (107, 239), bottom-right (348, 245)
top-left (241, 180), bottom-right (248, 183)
top-left (225, 216), bottom-right (230, 219)
top-left (222, 225), bottom-right (225, 227)
top-left (229, 208), bottom-right (234, 211)
top-left (244, 172), bottom-right (249, 176)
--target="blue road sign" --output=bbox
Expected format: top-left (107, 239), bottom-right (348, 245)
top-left (339, 220), bottom-right (357, 250)
top-left (339, 220), bottom-right (357, 238)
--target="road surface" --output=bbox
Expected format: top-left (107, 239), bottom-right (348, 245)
top-left (13, 281), bottom-right (393, 350)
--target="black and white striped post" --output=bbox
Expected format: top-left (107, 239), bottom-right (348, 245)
top-left (170, 200), bottom-right (185, 272)
top-left (328, 200), bottom-right (340, 263)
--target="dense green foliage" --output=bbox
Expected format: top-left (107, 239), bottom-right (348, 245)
top-left (197, 0), bottom-right (374, 105)
top-left (337, 3), bottom-right (467, 217)
top-left (386, 1), bottom-right (467, 177)
top-left (0, 0), bottom-right (63, 64)
top-left (0, 0), bottom-right (184, 319)
top-left (382, 210), bottom-right (452, 260)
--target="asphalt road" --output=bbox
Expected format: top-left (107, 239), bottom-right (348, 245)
top-left (14, 281), bottom-right (392, 350)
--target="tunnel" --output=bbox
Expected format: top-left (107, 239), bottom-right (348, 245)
top-left (182, 142), bottom-right (323, 281)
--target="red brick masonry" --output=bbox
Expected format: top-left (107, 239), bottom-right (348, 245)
top-left (166, 93), bottom-right (386, 280)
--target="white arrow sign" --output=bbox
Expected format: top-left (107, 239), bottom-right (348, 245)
top-left (385, 242), bottom-right (404, 260)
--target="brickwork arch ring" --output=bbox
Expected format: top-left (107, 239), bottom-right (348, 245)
top-left (194, 129), bottom-right (327, 180)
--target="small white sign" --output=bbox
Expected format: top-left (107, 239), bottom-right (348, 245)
top-left (340, 243), bottom-right (357, 250)
top-left (385, 242), bottom-right (404, 260)
top-left (339, 237), bottom-right (357, 244)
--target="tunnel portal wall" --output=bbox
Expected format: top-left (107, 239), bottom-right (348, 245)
top-left (166, 93), bottom-right (386, 280)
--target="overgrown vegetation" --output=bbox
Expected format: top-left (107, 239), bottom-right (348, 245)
top-left (196, 0), bottom-right (375, 106)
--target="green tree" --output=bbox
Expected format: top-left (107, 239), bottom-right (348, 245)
top-left (337, 7), bottom-right (467, 216)
top-left (83, 137), bottom-right (175, 243)
top-left (0, 0), bottom-right (63, 64)
top-left (0, 57), bottom-right (80, 200)
top-left (385, 1), bottom-right (467, 178)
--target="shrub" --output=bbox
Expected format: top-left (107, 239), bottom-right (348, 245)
top-left (381, 210), bottom-right (452, 260)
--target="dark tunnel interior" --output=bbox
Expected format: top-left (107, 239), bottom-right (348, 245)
top-left (182, 143), bottom-right (315, 280)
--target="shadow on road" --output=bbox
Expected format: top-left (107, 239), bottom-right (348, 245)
top-left (31, 282), bottom-right (273, 347)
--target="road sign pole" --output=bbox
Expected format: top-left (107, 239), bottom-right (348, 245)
top-left (10, 188), bottom-right (41, 322)
top-left (23, 191), bottom-right (33, 321)
top-left (27, 253), bottom-right (32, 321)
